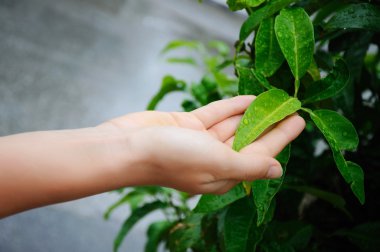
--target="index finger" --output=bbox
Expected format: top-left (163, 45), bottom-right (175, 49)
top-left (191, 96), bottom-right (255, 128)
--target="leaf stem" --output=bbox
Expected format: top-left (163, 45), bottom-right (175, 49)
top-left (294, 78), bottom-right (300, 97)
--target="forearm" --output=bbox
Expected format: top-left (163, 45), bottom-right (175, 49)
top-left (0, 127), bottom-right (141, 218)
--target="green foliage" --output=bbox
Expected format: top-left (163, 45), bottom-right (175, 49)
top-left (106, 0), bottom-right (380, 251)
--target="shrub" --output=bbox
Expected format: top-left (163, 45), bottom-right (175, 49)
top-left (106, 1), bottom-right (380, 251)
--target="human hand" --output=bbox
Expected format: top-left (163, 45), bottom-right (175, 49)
top-left (99, 96), bottom-right (305, 195)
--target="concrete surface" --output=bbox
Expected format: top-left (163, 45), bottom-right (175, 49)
top-left (0, 0), bottom-right (243, 251)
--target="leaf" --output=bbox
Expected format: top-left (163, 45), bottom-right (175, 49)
top-left (285, 185), bottom-right (351, 218)
top-left (255, 17), bottom-right (284, 77)
top-left (161, 40), bottom-right (201, 54)
top-left (227, 0), bottom-right (266, 11)
top-left (334, 222), bottom-right (380, 252)
top-left (307, 109), bottom-right (365, 204)
top-left (239, 0), bottom-right (299, 41)
top-left (252, 70), bottom-right (275, 90)
top-left (114, 201), bottom-right (169, 252)
top-left (145, 221), bottom-right (173, 252)
top-left (324, 3), bottom-right (380, 32)
top-left (104, 190), bottom-right (144, 220)
top-left (168, 214), bottom-right (203, 252)
top-left (237, 67), bottom-right (266, 95)
top-left (193, 184), bottom-right (246, 213)
top-left (208, 40), bottom-right (230, 57)
top-left (302, 58), bottom-right (350, 104)
top-left (233, 89), bottom-right (301, 152)
top-left (147, 75), bottom-right (186, 110)
top-left (275, 8), bottom-right (315, 95)
top-left (306, 58), bottom-right (320, 81)
top-left (252, 145), bottom-right (291, 226)
top-left (223, 197), bottom-right (264, 251)
top-left (310, 109), bottom-right (358, 151)
top-left (166, 57), bottom-right (197, 65)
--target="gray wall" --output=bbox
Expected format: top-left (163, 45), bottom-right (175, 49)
top-left (0, 0), bottom-right (243, 251)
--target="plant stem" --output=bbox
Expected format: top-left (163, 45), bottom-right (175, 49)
top-left (294, 78), bottom-right (300, 97)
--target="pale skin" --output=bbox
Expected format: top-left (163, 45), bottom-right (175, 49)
top-left (0, 95), bottom-right (305, 218)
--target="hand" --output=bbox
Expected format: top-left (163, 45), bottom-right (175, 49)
top-left (100, 96), bottom-right (305, 195)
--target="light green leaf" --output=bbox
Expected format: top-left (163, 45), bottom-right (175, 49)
top-left (104, 191), bottom-right (143, 220)
top-left (208, 40), bottom-right (230, 56)
top-left (233, 89), bottom-right (301, 152)
top-left (307, 109), bottom-right (365, 204)
top-left (193, 184), bottom-right (246, 213)
top-left (306, 58), bottom-right (321, 81)
top-left (161, 40), bottom-right (201, 54)
top-left (324, 3), bottom-right (380, 32)
top-left (166, 57), bottom-right (197, 65)
top-left (252, 145), bottom-right (291, 226)
top-left (114, 201), bottom-right (169, 252)
top-left (237, 67), bottom-right (266, 96)
top-left (303, 59), bottom-right (350, 104)
top-left (239, 0), bottom-right (299, 41)
top-left (147, 75), bottom-right (186, 110)
top-left (255, 17), bottom-right (284, 77)
top-left (275, 8), bottom-right (314, 95)
top-left (227, 0), bottom-right (266, 11)
top-left (145, 221), bottom-right (173, 252)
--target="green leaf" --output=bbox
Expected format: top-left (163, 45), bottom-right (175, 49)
top-left (307, 109), bottom-right (365, 204)
top-left (251, 70), bottom-right (275, 90)
top-left (285, 185), bottom-right (351, 218)
top-left (302, 58), bottom-right (350, 104)
top-left (168, 214), bottom-right (203, 252)
top-left (252, 145), bottom-right (291, 226)
top-left (306, 58), bottom-right (321, 81)
top-left (147, 75), bottom-right (186, 110)
top-left (237, 67), bottom-right (266, 95)
top-left (334, 222), bottom-right (380, 252)
top-left (114, 201), bottom-right (169, 252)
top-left (309, 109), bottom-right (358, 151)
top-left (208, 40), bottom-right (230, 57)
top-left (227, 0), bottom-right (266, 11)
top-left (255, 17), bottom-right (284, 77)
top-left (275, 8), bottom-right (314, 95)
top-left (324, 3), bottom-right (380, 32)
top-left (240, 0), bottom-right (299, 41)
top-left (161, 40), bottom-right (201, 54)
top-left (223, 197), bottom-right (264, 251)
top-left (104, 191), bottom-right (143, 220)
top-left (166, 57), bottom-right (197, 65)
top-left (193, 184), bottom-right (246, 213)
top-left (145, 220), bottom-right (173, 252)
top-left (233, 89), bottom-right (301, 152)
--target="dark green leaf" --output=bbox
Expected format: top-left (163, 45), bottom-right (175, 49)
top-left (302, 58), bottom-right (350, 104)
top-left (334, 222), bottom-right (380, 252)
top-left (275, 8), bottom-right (315, 95)
top-left (145, 221), bottom-right (173, 252)
top-left (227, 0), bottom-right (266, 11)
top-left (252, 145), bottom-right (291, 226)
top-left (147, 75), bottom-right (186, 110)
top-left (324, 3), bottom-right (380, 32)
top-left (307, 109), bottom-right (365, 204)
top-left (255, 17), bottom-right (284, 77)
top-left (193, 184), bottom-right (246, 213)
top-left (168, 214), bottom-right (203, 252)
top-left (285, 185), bottom-right (351, 218)
top-left (223, 197), bottom-right (264, 251)
top-left (233, 89), bottom-right (301, 152)
top-left (239, 0), bottom-right (299, 41)
top-left (114, 201), bottom-right (169, 252)
top-left (237, 67), bottom-right (266, 95)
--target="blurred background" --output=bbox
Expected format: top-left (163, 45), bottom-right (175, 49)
top-left (0, 0), bottom-right (243, 251)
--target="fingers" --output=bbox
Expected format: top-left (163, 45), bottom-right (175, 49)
top-left (208, 115), bottom-right (242, 142)
top-left (191, 96), bottom-right (254, 128)
top-left (241, 114), bottom-right (305, 156)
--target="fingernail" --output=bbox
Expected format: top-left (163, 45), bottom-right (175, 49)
top-left (266, 165), bottom-right (283, 179)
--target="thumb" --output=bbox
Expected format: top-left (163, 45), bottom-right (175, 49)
top-left (226, 152), bottom-right (283, 181)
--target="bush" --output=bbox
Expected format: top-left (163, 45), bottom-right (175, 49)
top-left (106, 1), bottom-right (380, 251)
